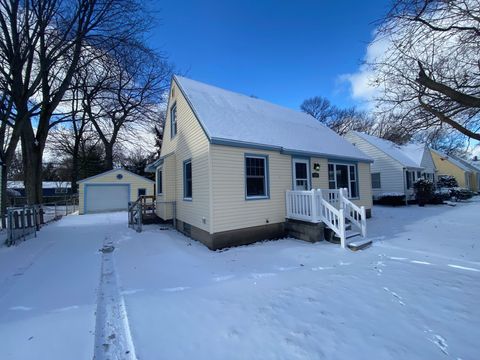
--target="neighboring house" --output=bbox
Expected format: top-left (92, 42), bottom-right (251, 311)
top-left (78, 168), bottom-right (154, 214)
top-left (430, 149), bottom-right (475, 191)
top-left (148, 75), bottom-right (373, 250)
top-left (344, 132), bottom-right (430, 201)
top-left (7, 181), bottom-right (72, 197)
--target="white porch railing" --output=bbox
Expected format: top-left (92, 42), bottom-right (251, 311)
top-left (286, 188), bottom-right (367, 248)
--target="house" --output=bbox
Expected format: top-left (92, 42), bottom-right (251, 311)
top-left (7, 181), bottom-right (73, 197)
top-left (148, 75), bottom-right (373, 250)
top-left (431, 149), bottom-right (478, 192)
top-left (344, 132), bottom-right (435, 201)
top-left (78, 168), bottom-right (154, 214)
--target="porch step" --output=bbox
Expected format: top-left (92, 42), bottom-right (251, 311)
top-left (345, 230), bottom-right (360, 239)
top-left (347, 238), bottom-right (373, 251)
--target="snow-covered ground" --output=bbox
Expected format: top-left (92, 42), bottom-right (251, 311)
top-left (1, 199), bottom-right (479, 359)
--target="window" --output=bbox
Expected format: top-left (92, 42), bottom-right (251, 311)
top-left (371, 173), bottom-right (381, 189)
top-left (138, 188), bottom-right (146, 197)
top-left (170, 103), bottom-right (177, 138)
top-left (245, 155), bottom-right (269, 199)
top-left (156, 169), bottom-right (163, 194)
top-left (406, 170), bottom-right (415, 189)
top-left (183, 160), bottom-right (192, 200)
top-left (328, 163), bottom-right (358, 198)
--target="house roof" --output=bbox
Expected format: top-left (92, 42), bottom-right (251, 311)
top-left (399, 143), bottom-right (426, 168)
top-left (350, 131), bottom-right (423, 169)
top-left (449, 154), bottom-right (480, 173)
top-left (174, 76), bottom-right (372, 162)
top-left (430, 149), bottom-right (473, 172)
top-left (77, 168), bottom-right (154, 184)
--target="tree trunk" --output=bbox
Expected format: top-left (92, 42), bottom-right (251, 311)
top-left (71, 145), bottom-right (79, 194)
top-left (1, 164), bottom-right (8, 228)
top-left (21, 134), bottom-right (44, 205)
top-left (104, 144), bottom-right (114, 170)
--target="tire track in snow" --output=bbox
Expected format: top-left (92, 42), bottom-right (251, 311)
top-left (93, 236), bottom-right (137, 360)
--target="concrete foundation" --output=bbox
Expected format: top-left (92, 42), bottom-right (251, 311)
top-left (285, 219), bottom-right (325, 243)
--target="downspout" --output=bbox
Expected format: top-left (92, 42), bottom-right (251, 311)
top-left (402, 167), bottom-right (408, 206)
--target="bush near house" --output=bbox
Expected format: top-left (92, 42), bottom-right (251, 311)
top-left (437, 175), bottom-right (458, 188)
top-left (375, 192), bottom-right (405, 206)
top-left (450, 188), bottom-right (474, 201)
top-left (414, 179), bottom-right (435, 206)
top-left (431, 189), bottom-right (451, 204)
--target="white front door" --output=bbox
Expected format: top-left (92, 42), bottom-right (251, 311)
top-left (293, 158), bottom-right (310, 190)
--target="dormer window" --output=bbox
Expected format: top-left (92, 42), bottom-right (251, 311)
top-left (170, 103), bottom-right (177, 138)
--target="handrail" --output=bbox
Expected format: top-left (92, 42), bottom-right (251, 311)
top-left (339, 188), bottom-right (367, 238)
top-left (319, 196), bottom-right (346, 248)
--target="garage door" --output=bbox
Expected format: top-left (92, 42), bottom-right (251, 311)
top-left (85, 185), bottom-right (129, 213)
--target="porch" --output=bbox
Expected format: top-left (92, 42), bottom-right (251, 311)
top-left (286, 188), bottom-right (369, 249)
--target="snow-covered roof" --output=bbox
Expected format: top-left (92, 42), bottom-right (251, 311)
top-left (449, 154), bottom-right (480, 173)
top-left (8, 181), bottom-right (71, 189)
top-left (174, 76), bottom-right (372, 162)
top-left (430, 149), bottom-right (473, 172)
top-left (399, 143), bottom-right (426, 167)
top-left (350, 132), bottom-right (422, 168)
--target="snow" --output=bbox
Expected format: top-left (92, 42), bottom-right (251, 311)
top-left (399, 143), bottom-right (426, 167)
top-left (174, 76), bottom-right (372, 162)
top-left (7, 181), bottom-right (71, 190)
top-left (351, 131), bottom-right (422, 168)
top-left (1, 199), bottom-right (480, 359)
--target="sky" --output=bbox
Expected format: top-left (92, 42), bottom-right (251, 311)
top-left (146, 0), bottom-right (390, 111)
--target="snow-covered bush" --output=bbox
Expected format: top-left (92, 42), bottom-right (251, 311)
top-left (437, 175), bottom-right (458, 188)
top-left (430, 189), bottom-right (451, 204)
top-left (450, 187), bottom-right (474, 201)
top-left (413, 178), bottom-right (434, 206)
top-left (375, 192), bottom-right (405, 206)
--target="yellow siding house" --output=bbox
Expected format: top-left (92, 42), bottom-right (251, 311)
top-left (78, 169), bottom-right (154, 214)
top-left (147, 76), bottom-right (373, 250)
top-left (430, 149), bottom-right (476, 191)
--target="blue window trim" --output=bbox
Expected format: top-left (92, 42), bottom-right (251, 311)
top-left (170, 102), bottom-right (177, 139)
top-left (244, 153), bottom-right (270, 200)
top-left (291, 156), bottom-right (311, 190)
top-left (327, 161), bottom-right (360, 200)
top-left (183, 159), bottom-right (192, 201)
top-left (83, 183), bottom-right (130, 214)
top-left (156, 168), bottom-right (163, 195)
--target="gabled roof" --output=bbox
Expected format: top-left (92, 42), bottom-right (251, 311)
top-left (399, 143), bottom-right (427, 168)
top-left (174, 76), bottom-right (372, 162)
top-left (449, 153), bottom-right (480, 173)
top-left (350, 131), bottom-right (422, 169)
top-left (430, 149), bottom-right (473, 172)
top-left (78, 168), bottom-right (154, 184)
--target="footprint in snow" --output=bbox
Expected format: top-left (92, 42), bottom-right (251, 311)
top-left (251, 273), bottom-right (276, 279)
top-left (162, 287), bottom-right (190, 292)
top-left (311, 266), bottom-right (334, 271)
top-left (427, 333), bottom-right (449, 355)
top-left (383, 287), bottom-right (405, 306)
top-left (213, 275), bottom-right (235, 282)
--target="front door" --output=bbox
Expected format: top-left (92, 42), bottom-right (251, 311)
top-left (293, 158), bottom-right (310, 190)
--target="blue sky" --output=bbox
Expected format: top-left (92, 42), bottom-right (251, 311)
top-left (147, 0), bottom-right (390, 110)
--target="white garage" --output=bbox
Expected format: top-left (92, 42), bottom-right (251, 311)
top-left (78, 168), bottom-right (155, 215)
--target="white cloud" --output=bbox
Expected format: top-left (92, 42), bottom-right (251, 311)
top-left (339, 34), bottom-right (390, 103)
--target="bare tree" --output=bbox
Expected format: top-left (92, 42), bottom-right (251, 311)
top-left (84, 45), bottom-right (172, 170)
top-left (0, 0), bottom-right (150, 205)
top-left (371, 0), bottom-right (480, 141)
top-left (300, 96), bottom-right (375, 135)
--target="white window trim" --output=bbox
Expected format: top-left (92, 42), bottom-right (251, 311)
top-left (328, 162), bottom-right (359, 199)
top-left (245, 154), bottom-right (269, 200)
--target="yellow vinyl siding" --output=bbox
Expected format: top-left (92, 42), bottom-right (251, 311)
top-left (158, 80), bottom-right (211, 232)
top-left (156, 154), bottom-right (176, 220)
top-left (210, 145), bottom-right (291, 233)
top-left (430, 150), bottom-right (471, 189)
top-left (78, 169), bottom-right (154, 214)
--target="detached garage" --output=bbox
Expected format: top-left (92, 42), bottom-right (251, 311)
top-left (78, 169), bottom-right (154, 215)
